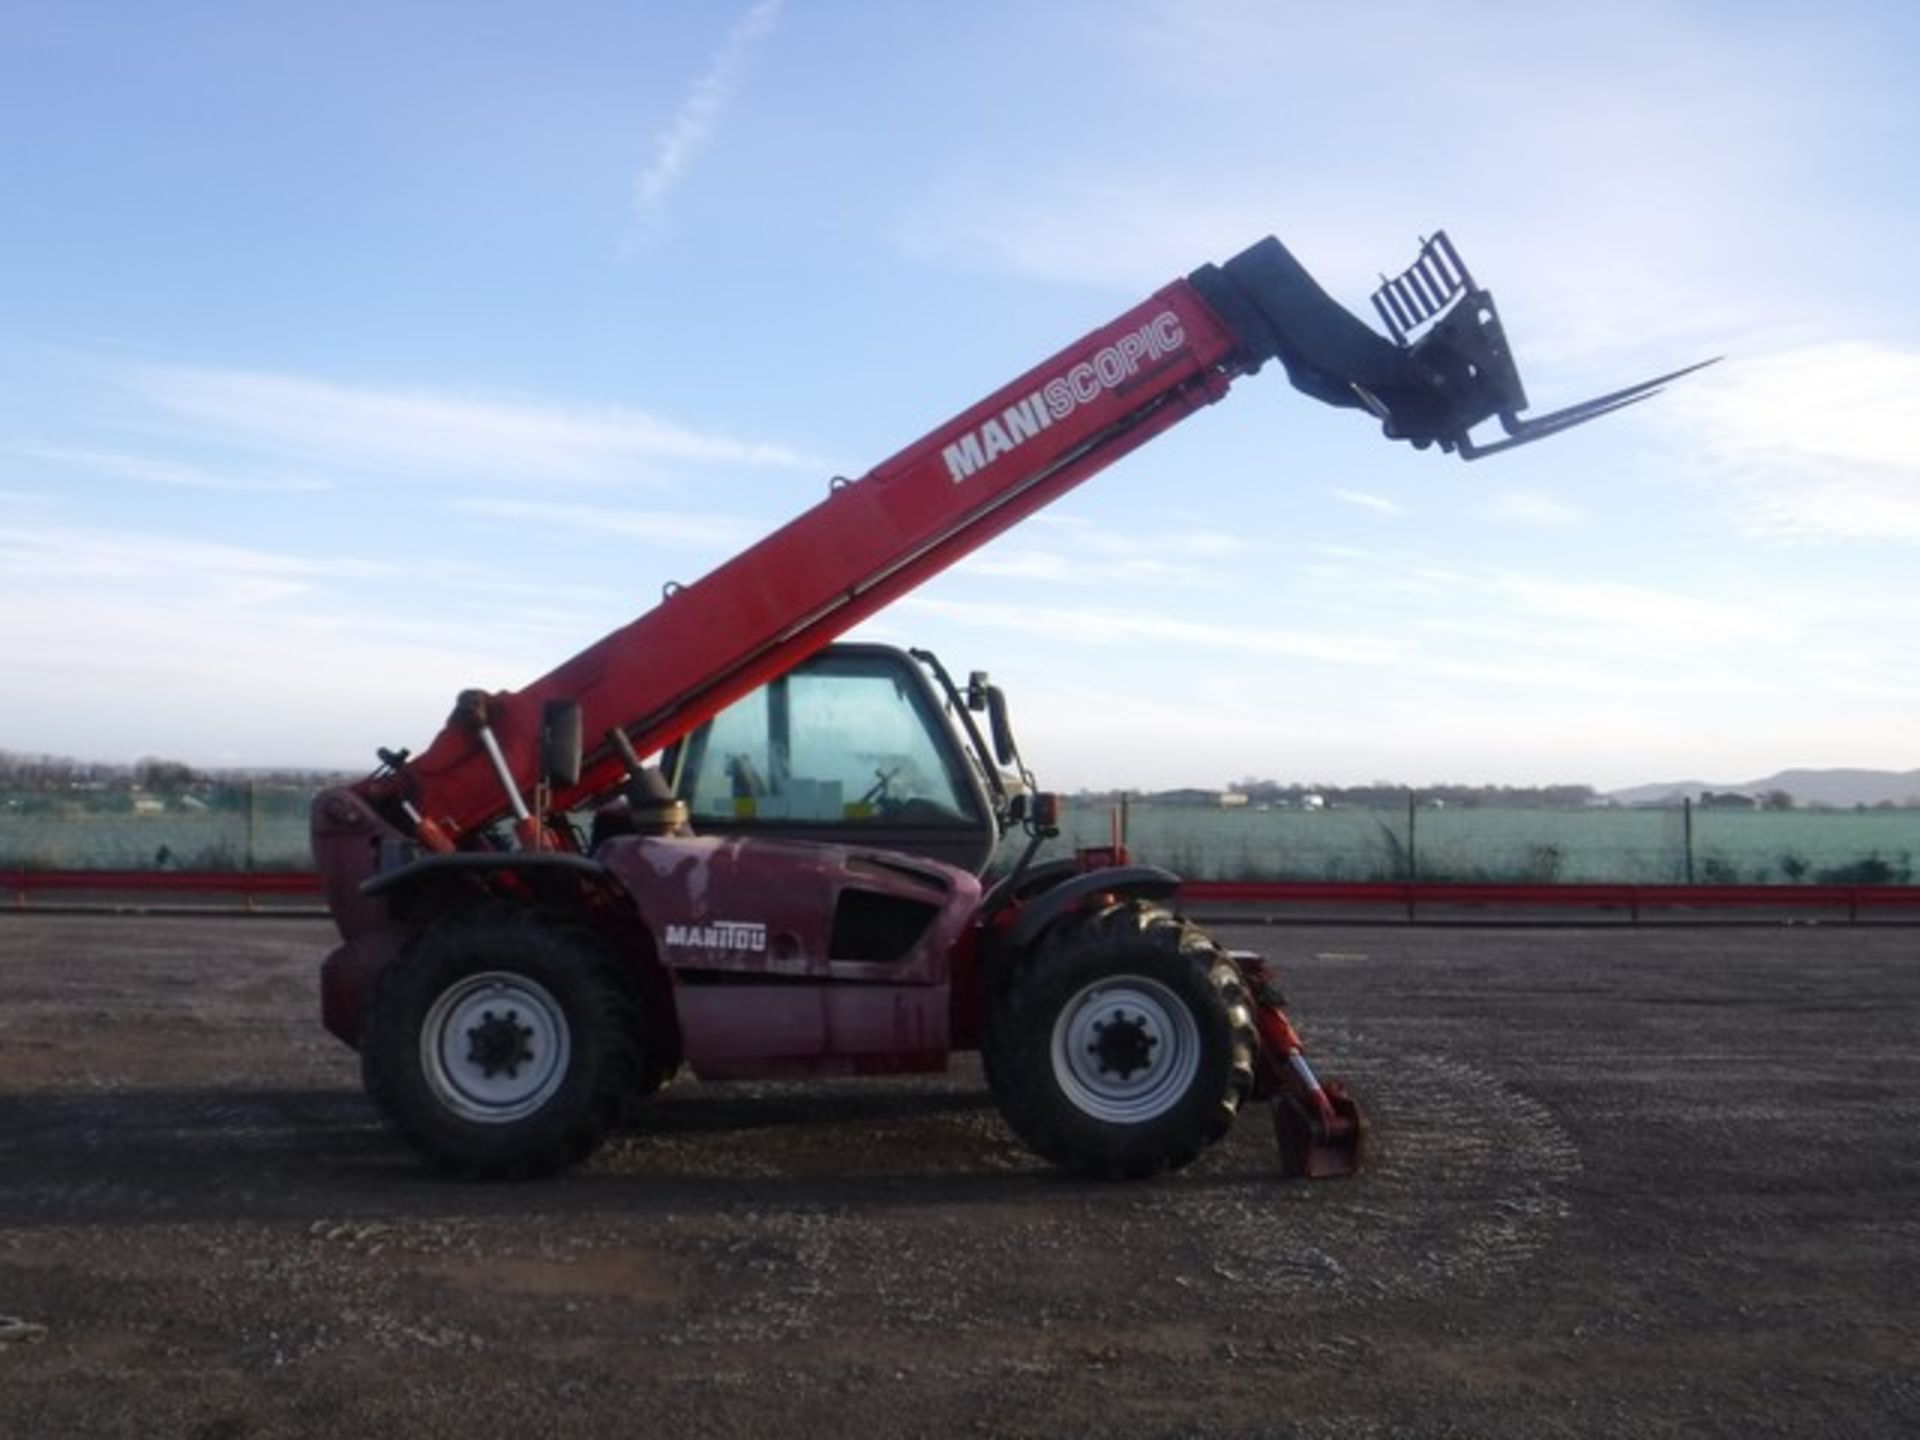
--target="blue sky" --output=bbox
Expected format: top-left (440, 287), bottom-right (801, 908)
top-left (3, 1), bottom-right (1917, 790)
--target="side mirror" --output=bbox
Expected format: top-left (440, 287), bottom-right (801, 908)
top-left (1009, 791), bottom-right (1061, 833)
top-left (966, 671), bottom-right (991, 712)
top-left (541, 699), bottom-right (584, 788)
top-left (985, 685), bottom-right (1017, 768)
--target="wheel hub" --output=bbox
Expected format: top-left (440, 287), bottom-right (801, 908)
top-left (1051, 975), bottom-right (1203, 1125)
top-left (419, 971), bottom-right (572, 1125)
top-left (466, 1008), bottom-right (536, 1079)
top-left (1089, 1011), bottom-right (1158, 1081)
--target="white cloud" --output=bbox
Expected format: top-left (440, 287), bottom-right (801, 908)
top-left (1302, 545), bottom-right (1471, 602)
top-left (1289, 543), bottom-right (1789, 690)
top-left (1676, 343), bottom-right (1920, 541)
top-left (129, 365), bottom-right (822, 485)
top-left (956, 516), bottom-right (1257, 587)
top-left (0, 522), bottom-right (385, 589)
top-left (1690, 344), bottom-right (1920, 472)
top-left (633, 0), bottom-right (785, 226)
top-left (1485, 490), bottom-right (1583, 528)
top-left (6, 443), bottom-right (329, 493)
top-left (1025, 513), bottom-right (1247, 550)
top-left (0, 523), bottom-right (577, 765)
top-left (895, 175), bottom-right (1351, 292)
top-left (0, 587), bottom-right (523, 768)
top-left (958, 547), bottom-right (1209, 586)
top-left (1306, 543), bottom-right (1769, 645)
top-left (1331, 488), bottom-right (1402, 516)
top-left (455, 497), bottom-right (760, 551)
top-left (901, 595), bottom-right (1403, 666)
top-left (895, 1), bottom-right (1890, 399)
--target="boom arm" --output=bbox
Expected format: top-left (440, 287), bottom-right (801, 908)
top-left (354, 230), bottom-right (1707, 848)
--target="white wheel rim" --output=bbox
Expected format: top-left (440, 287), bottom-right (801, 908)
top-left (420, 971), bottom-right (571, 1124)
top-left (1051, 975), bottom-right (1201, 1124)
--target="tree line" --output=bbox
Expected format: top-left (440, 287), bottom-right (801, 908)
top-left (0, 750), bottom-right (350, 792)
top-left (1075, 779), bottom-right (1606, 810)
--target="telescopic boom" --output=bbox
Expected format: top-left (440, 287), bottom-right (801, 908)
top-left (357, 230), bottom-right (1709, 849)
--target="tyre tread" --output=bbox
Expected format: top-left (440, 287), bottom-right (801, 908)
top-left (361, 905), bottom-right (642, 1179)
top-left (984, 901), bottom-right (1255, 1180)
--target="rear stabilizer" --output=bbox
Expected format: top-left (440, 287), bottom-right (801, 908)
top-left (1229, 952), bottom-right (1365, 1180)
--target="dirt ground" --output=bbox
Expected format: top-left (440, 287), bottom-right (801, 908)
top-left (0, 912), bottom-right (1915, 1439)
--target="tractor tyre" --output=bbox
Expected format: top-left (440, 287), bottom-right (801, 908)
top-left (984, 902), bottom-right (1256, 1180)
top-left (361, 906), bottom-right (642, 1179)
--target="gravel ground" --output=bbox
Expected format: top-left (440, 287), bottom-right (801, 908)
top-left (1, 912), bottom-right (1916, 1438)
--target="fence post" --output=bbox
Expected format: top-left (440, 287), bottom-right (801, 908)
top-left (1683, 797), bottom-right (1695, 884)
top-left (246, 780), bottom-right (258, 913)
top-left (1406, 789), bottom-right (1418, 881)
top-left (1405, 789), bottom-right (1418, 920)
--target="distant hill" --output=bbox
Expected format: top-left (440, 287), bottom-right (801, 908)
top-left (1608, 768), bottom-right (1920, 809)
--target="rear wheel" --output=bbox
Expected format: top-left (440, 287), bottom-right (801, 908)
top-left (984, 902), bottom-right (1255, 1179)
top-left (361, 907), bottom-right (641, 1178)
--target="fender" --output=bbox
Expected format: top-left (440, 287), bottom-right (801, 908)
top-left (999, 863), bottom-right (1182, 957)
top-left (332, 850), bottom-right (675, 1063)
top-left (362, 849), bottom-right (613, 897)
top-left (978, 856), bottom-right (1080, 920)
top-left (323, 854), bottom-right (625, 1050)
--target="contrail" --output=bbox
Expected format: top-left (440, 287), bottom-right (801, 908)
top-left (634, 0), bottom-right (785, 222)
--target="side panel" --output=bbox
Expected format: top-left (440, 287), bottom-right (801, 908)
top-left (319, 930), bottom-right (402, 1048)
top-left (312, 786), bottom-right (405, 941)
top-left (673, 987), bottom-right (950, 1080)
top-left (313, 787), bottom-right (404, 1047)
top-left (598, 834), bottom-right (981, 1079)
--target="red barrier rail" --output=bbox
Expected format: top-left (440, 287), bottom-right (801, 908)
top-left (2, 868), bottom-right (323, 907)
top-left (6, 868), bottom-right (1920, 921)
top-left (1180, 879), bottom-right (1920, 921)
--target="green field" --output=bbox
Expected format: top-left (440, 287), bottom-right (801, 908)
top-left (5, 789), bottom-right (1917, 886)
top-left (1045, 803), bottom-right (1919, 885)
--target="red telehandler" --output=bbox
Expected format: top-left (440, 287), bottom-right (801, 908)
top-left (313, 230), bottom-right (1706, 1181)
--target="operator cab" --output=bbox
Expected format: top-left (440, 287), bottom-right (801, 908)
top-left (659, 644), bottom-right (1003, 873)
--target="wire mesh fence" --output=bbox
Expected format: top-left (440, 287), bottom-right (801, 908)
top-left (1030, 799), bottom-right (1919, 886)
top-left (4, 787), bottom-right (1916, 888)
top-left (0, 785), bottom-right (313, 873)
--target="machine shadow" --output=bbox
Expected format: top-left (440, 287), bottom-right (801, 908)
top-left (0, 1078), bottom-right (1284, 1232)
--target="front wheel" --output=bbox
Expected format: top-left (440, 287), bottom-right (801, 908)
top-left (361, 907), bottom-right (641, 1178)
top-left (984, 903), bottom-right (1254, 1179)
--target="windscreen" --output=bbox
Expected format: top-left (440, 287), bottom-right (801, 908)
top-left (678, 652), bottom-right (981, 828)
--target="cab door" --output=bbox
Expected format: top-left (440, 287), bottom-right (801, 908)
top-left (670, 644), bottom-right (997, 874)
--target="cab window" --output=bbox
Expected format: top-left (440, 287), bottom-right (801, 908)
top-left (679, 654), bottom-right (980, 827)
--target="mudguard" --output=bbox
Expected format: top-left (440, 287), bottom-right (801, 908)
top-left (998, 863), bottom-right (1182, 957)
